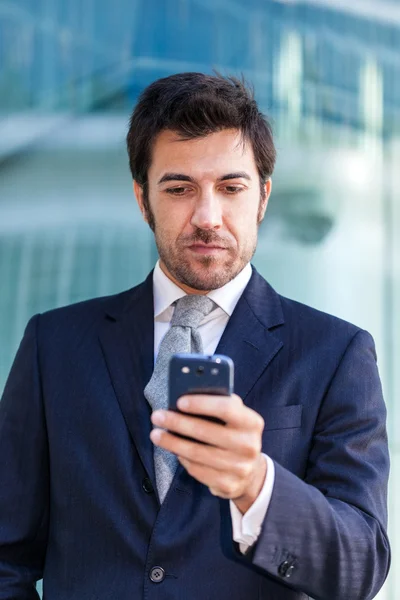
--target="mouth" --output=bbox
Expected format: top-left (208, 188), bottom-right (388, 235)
top-left (187, 244), bottom-right (227, 255)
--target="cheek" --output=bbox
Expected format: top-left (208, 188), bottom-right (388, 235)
top-left (226, 206), bottom-right (258, 239)
top-left (154, 201), bottom-right (191, 236)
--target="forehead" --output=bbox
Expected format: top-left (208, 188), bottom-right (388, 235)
top-left (148, 129), bottom-right (258, 178)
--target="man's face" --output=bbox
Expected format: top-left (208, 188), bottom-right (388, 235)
top-left (134, 128), bottom-right (272, 292)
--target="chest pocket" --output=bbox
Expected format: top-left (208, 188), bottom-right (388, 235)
top-left (261, 404), bottom-right (305, 471)
top-left (263, 404), bottom-right (302, 431)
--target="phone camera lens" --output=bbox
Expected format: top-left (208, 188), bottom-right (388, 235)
top-left (196, 366), bottom-right (205, 376)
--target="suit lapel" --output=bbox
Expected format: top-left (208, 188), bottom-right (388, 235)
top-left (216, 267), bottom-right (285, 409)
top-left (98, 273), bottom-right (156, 486)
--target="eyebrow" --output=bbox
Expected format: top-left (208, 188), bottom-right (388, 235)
top-left (157, 171), bottom-right (251, 185)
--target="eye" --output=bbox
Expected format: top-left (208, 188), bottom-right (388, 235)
top-left (165, 187), bottom-right (189, 195)
top-left (223, 186), bottom-right (244, 194)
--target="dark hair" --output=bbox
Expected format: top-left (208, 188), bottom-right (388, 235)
top-left (126, 72), bottom-right (276, 201)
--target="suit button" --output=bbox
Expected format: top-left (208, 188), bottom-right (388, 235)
top-left (285, 565), bottom-right (295, 578)
top-left (142, 477), bottom-right (154, 493)
top-left (278, 560), bottom-right (295, 578)
top-left (149, 566), bottom-right (165, 583)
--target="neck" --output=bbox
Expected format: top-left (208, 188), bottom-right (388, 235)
top-left (159, 261), bottom-right (209, 295)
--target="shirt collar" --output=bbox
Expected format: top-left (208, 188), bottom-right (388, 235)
top-left (153, 260), bottom-right (252, 318)
top-left (153, 261), bottom-right (187, 318)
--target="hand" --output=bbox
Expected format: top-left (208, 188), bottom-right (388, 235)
top-left (150, 394), bottom-right (267, 513)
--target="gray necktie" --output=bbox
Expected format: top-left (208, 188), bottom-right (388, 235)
top-left (144, 294), bottom-right (215, 503)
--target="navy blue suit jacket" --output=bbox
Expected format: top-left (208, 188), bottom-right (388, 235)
top-left (0, 267), bottom-right (390, 599)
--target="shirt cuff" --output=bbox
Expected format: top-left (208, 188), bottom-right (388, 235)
top-left (229, 454), bottom-right (275, 554)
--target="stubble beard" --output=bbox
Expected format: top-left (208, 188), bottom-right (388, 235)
top-left (143, 194), bottom-right (262, 291)
top-left (154, 226), bottom-right (258, 291)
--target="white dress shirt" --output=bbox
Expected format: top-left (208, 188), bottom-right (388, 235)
top-left (152, 260), bottom-right (275, 554)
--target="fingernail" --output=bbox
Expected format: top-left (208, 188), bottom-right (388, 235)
top-left (150, 428), bottom-right (162, 442)
top-left (152, 410), bottom-right (165, 424)
top-left (178, 397), bottom-right (189, 410)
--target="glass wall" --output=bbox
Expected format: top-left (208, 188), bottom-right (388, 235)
top-left (1, 1), bottom-right (399, 597)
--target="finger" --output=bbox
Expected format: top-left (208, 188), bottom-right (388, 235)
top-left (178, 458), bottom-right (243, 499)
top-left (150, 427), bottom-right (256, 475)
top-left (152, 409), bottom-right (242, 450)
top-left (177, 394), bottom-right (264, 432)
top-left (150, 427), bottom-right (227, 464)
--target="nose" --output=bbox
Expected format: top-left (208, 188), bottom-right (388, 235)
top-left (190, 191), bottom-right (223, 230)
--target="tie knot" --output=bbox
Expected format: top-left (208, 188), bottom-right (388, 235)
top-left (171, 295), bottom-right (215, 329)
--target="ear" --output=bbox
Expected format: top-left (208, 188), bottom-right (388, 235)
top-left (258, 178), bottom-right (272, 223)
top-left (133, 180), bottom-right (148, 223)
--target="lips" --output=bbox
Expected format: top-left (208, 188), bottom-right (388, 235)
top-left (188, 244), bottom-right (227, 254)
top-left (190, 244), bottom-right (225, 249)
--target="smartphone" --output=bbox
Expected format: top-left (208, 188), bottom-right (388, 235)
top-left (168, 353), bottom-right (234, 442)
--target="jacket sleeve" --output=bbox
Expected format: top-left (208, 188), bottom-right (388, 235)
top-left (0, 315), bottom-right (49, 599)
top-left (235, 329), bottom-right (391, 600)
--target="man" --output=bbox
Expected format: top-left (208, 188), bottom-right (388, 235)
top-left (0, 73), bottom-right (390, 599)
